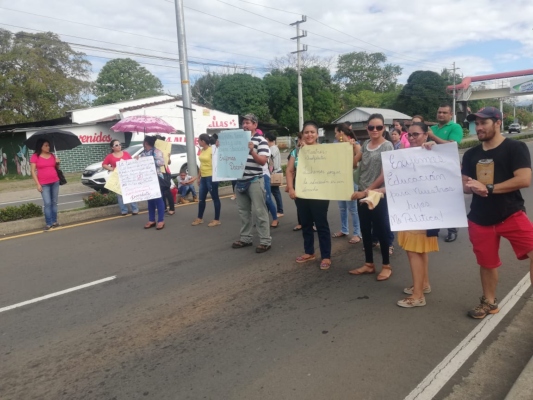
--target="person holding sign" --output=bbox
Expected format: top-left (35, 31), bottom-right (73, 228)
top-left (286, 121), bottom-right (332, 270)
top-left (396, 122), bottom-right (439, 308)
top-left (192, 134), bottom-right (221, 227)
top-left (349, 114), bottom-right (394, 280)
top-left (462, 107), bottom-right (533, 319)
top-left (102, 140), bottom-right (139, 216)
top-left (138, 136), bottom-right (166, 230)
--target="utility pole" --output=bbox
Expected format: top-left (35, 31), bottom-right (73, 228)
top-left (290, 16), bottom-right (307, 131)
top-left (451, 62), bottom-right (460, 123)
top-left (174, 0), bottom-right (197, 177)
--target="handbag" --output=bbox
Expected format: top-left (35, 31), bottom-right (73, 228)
top-left (270, 172), bottom-right (283, 186)
top-left (57, 168), bottom-right (67, 185)
top-left (352, 165), bottom-right (361, 186)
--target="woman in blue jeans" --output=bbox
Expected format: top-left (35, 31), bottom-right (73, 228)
top-left (192, 134), bottom-right (221, 227)
top-left (139, 136), bottom-right (166, 230)
top-left (332, 124), bottom-right (362, 244)
top-left (265, 132), bottom-right (284, 218)
top-left (30, 138), bottom-right (60, 231)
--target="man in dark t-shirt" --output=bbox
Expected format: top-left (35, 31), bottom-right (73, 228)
top-left (462, 106), bottom-right (533, 319)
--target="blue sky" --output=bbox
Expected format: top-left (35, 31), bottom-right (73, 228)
top-left (1, 0), bottom-right (532, 100)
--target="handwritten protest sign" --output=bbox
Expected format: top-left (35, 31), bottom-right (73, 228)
top-left (104, 169), bottom-right (122, 195)
top-left (213, 130), bottom-right (250, 181)
top-left (381, 142), bottom-right (468, 231)
top-left (295, 143), bottom-right (353, 200)
top-left (155, 139), bottom-right (172, 170)
top-left (117, 156), bottom-right (161, 203)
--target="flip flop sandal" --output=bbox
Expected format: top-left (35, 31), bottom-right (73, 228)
top-left (320, 259), bottom-right (331, 270)
top-left (389, 246), bottom-right (394, 255)
top-left (293, 225), bottom-right (302, 231)
top-left (296, 254), bottom-right (316, 263)
top-left (332, 232), bottom-right (348, 238)
top-left (349, 236), bottom-right (361, 244)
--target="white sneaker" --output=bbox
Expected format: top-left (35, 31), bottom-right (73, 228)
top-left (397, 297), bottom-right (426, 308)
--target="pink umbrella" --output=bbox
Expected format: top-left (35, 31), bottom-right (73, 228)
top-left (111, 115), bottom-right (176, 133)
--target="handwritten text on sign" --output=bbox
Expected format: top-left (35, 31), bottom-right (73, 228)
top-left (295, 143), bottom-right (353, 200)
top-left (117, 156), bottom-right (161, 204)
top-left (381, 142), bottom-right (467, 231)
top-left (213, 129), bottom-right (250, 181)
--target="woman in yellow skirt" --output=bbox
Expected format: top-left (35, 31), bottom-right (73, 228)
top-left (396, 122), bottom-right (439, 308)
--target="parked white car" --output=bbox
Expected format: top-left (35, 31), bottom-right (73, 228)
top-left (81, 143), bottom-right (199, 191)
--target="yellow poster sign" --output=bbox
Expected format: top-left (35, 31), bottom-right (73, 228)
top-left (295, 143), bottom-right (353, 200)
top-left (104, 169), bottom-right (122, 195)
top-left (155, 139), bottom-right (172, 166)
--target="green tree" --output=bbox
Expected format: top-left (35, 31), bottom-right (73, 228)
top-left (440, 68), bottom-right (463, 86)
top-left (212, 73), bottom-right (270, 121)
top-left (192, 72), bottom-right (224, 108)
top-left (516, 108), bottom-right (533, 126)
top-left (394, 71), bottom-right (449, 121)
top-left (93, 58), bottom-right (163, 106)
top-left (263, 67), bottom-right (342, 133)
top-left (334, 52), bottom-right (402, 93)
top-left (0, 29), bottom-right (92, 125)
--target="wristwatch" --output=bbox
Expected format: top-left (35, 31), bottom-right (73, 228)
top-left (486, 184), bottom-right (494, 195)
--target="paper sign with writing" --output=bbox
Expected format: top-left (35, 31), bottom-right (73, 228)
top-left (295, 143), bottom-right (353, 200)
top-left (117, 156), bottom-right (161, 203)
top-left (104, 169), bottom-right (122, 195)
top-left (213, 129), bottom-right (250, 181)
top-left (381, 142), bottom-right (468, 231)
top-left (155, 139), bottom-right (172, 169)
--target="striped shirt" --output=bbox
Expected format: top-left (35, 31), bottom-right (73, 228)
top-left (242, 134), bottom-right (270, 180)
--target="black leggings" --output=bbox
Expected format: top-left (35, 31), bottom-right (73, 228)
top-left (358, 197), bottom-right (391, 265)
top-left (162, 187), bottom-right (174, 211)
top-left (295, 198), bottom-right (331, 259)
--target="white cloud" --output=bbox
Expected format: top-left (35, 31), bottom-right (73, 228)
top-left (1, 0), bottom-right (533, 95)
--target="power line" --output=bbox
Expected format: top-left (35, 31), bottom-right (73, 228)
top-left (0, 7), bottom-right (273, 62)
top-left (227, 0), bottom-right (447, 69)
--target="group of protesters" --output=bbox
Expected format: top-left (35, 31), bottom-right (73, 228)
top-left (30, 105), bottom-right (533, 318)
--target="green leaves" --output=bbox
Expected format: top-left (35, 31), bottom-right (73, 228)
top-left (0, 29), bottom-right (92, 125)
top-left (0, 203), bottom-right (43, 222)
top-left (93, 58), bottom-right (163, 106)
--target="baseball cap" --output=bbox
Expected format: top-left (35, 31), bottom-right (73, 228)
top-left (466, 106), bottom-right (502, 121)
top-left (243, 113), bottom-right (258, 123)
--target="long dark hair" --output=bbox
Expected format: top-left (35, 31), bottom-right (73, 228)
top-left (410, 122), bottom-right (429, 133)
top-left (143, 135), bottom-right (157, 148)
top-left (367, 113), bottom-right (385, 124)
top-left (335, 123), bottom-right (356, 141)
top-left (34, 138), bottom-right (50, 156)
top-left (198, 133), bottom-right (210, 147)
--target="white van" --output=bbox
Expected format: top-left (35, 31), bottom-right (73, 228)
top-left (81, 143), bottom-right (199, 191)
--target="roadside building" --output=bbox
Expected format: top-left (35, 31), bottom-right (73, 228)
top-left (0, 96), bottom-right (238, 174)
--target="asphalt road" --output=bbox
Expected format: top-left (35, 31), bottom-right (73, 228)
top-left (1, 146), bottom-right (533, 399)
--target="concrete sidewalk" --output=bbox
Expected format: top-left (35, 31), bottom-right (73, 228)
top-left (505, 355), bottom-right (533, 400)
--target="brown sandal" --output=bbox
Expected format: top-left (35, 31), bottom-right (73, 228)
top-left (320, 259), bottom-right (331, 270)
top-left (377, 265), bottom-right (392, 281)
top-left (296, 254), bottom-right (316, 263)
top-left (144, 222), bottom-right (156, 229)
top-left (348, 263), bottom-right (375, 275)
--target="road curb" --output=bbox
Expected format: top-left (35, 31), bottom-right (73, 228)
top-left (0, 184), bottom-right (236, 236)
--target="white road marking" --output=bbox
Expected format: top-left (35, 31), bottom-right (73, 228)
top-left (0, 276), bottom-right (116, 314)
top-left (404, 273), bottom-right (531, 400)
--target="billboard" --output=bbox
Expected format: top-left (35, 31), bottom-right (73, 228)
top-left (510, 76), bottom-right (533, 94)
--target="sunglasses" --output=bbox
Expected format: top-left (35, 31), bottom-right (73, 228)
top-left (367, 125), bottom-right (384, 131)
top-left (407, 132), bottom-right (423, 138)
top-left (113, 144), bottom-right (121, 147)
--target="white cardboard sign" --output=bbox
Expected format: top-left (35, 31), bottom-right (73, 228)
top-left (117, 156), bottom-right (162, 204)
top-left (381, 142), bottom-right (468, 231)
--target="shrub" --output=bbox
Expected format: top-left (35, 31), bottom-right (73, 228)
top-left (0, 203), bottom-right (43, 222)
top-left (463, 128), bottom-right (470, 137)
top-left (83, 191), bottom-right (118, 208)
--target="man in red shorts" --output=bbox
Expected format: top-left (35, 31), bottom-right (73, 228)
top-left (462, 106), bottom-right (533, 319)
